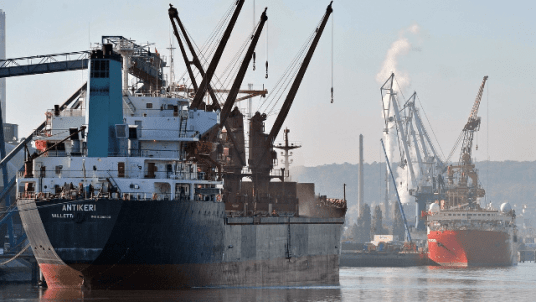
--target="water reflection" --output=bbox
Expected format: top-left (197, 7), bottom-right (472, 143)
top-left (2, 265), bottom-right (535, 301)
top-left (340, 265), bottom-right (532, 301)
top-left (40, 286), bottom-right (342, 302)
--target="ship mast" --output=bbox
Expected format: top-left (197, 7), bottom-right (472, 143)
top-left (273, 128), bottom-right (301, 181)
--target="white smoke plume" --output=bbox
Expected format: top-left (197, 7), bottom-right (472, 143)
top-left (378, 23), bottom-right (422, 205)
top-left (382, 94), bottom-right (397, 163)
top-left (396, 166), bottom-right (410, 205)
top-left (376, 23), bottom-right (421, 90)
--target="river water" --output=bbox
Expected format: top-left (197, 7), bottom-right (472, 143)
top-left (1, 264), bottom-right (535, 301)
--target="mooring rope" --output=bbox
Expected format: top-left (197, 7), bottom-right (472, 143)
top-left (0, 243), bottom-right (31, 266)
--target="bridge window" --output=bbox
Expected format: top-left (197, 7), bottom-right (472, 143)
top-left (118, 162), bottom-right (125, 178)
top-left (91, 60), bottom-right (109, 78)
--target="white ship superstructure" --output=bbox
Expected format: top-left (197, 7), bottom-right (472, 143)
top-left (19, 60), bottom-right (222, 203)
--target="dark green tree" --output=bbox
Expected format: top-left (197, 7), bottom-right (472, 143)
top-left (371, 205), bottom-right (387, 238)
top-left (391, 202), bottom-right (405, 241)
top-left (354, 203), bottom-right (371, 242)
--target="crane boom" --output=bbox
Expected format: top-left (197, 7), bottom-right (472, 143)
top-left (459, 76), bottom-right (488, 165)
top-left (168, 5), bottom-right (199, 92)
top-left (248, 2), bottom-right (333, 197)
top-left (464, 76), bottom-right (488, 131)
top-left (267, 1), bottom-right (333, 143)
top-left (190, 0), bottom-right (245, 109)
top-left (220, 8), bottom-right (268, 127)
top-left (169, 2), bottom-right (245, 109)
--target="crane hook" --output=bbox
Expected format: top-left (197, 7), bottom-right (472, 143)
top-left (265, 61), bottom-right (268, 79)
top-left (252, 52), bottom-right (256, 71)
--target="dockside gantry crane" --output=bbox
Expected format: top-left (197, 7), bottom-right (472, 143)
top-left (380, 73), bottom-right (446, 230)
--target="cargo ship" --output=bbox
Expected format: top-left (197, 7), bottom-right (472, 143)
top-left (425, 76), bottom-right (517, 267)
top-left (16, 2), bottom-right (345, 289)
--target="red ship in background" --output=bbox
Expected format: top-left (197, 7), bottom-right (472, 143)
top-left (426, 76), bottom-right (517, 266)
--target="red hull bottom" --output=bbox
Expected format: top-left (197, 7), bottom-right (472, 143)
top-left (39, 254), bottom-right (339, 289)
top-left (40, 263), bottom-right (84, 289)
top-left (427, 230), bottom-right (515, 267)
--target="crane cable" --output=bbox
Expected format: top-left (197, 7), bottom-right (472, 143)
top-left (188, 4), bottom-right (256, 106)
top-left (265, 19), bottom-right (269, 79)
top-left (180, 16), bottom-right (230, 104)
top-left (216, 20), bottom-right (262, 94)
top-left (446, 131), bottom-right (464, 163)
top-left (415, 93), bottom-right (446, 162)
top-left (175, 3), bottom-right (232, 81)
top-left (331, 12), bottom-right (334, 103)
top-left (174, 1), bottom-right (235, 101)
top-left (257, 17), bottom-right (321, 114)
top-left (257, 21), bottom-right (318, 115)
top-left (485, 79), bottom-right (489, 203)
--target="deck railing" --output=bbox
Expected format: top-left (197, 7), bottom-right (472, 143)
top-left (17, 191), bottom-right (220, 202)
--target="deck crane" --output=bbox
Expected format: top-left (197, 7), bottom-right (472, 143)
top-left (169, 3), bottom-right (269, 199)
top-left (168, 1), bottom-right (246, 178)
top-left (445, 76), bottom-right (488, 208)
top-left (213, 9), bottom-right (269, 202)
top-left (168, 2), bottom-right (267, 110)
top-left (249, 2), bottom-right (333, 198)
top-left (169, 1), bottom-right (244, 110)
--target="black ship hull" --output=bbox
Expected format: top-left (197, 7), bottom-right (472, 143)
top-left (17, 198), bottom-right (344, 289)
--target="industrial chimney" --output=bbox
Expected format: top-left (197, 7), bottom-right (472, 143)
top-left (358, 134), bottom-right (364, 217)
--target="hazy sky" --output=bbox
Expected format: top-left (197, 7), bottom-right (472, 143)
top-left (0, 0), bottom-right (535, 167)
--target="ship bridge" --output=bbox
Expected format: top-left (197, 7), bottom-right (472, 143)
top-left (0, 36), bottom-right (166, 253)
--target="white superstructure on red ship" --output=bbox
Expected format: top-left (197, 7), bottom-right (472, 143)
top-left (426, 203), bottom-right (517, 266)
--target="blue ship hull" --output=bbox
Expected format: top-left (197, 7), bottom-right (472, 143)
top-left (18, 198), bottom-right (344, 289)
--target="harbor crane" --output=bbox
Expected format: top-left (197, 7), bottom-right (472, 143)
top-left (380, 73), bottom-right (445, 230)
top-left (445, 76), bottom-right (488, 208)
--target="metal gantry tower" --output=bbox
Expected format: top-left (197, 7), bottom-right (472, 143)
top-left (379, 73), bottom-right (445, 230)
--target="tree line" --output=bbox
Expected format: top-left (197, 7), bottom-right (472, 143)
top-left (351, 203), bottom-right (405, 243)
